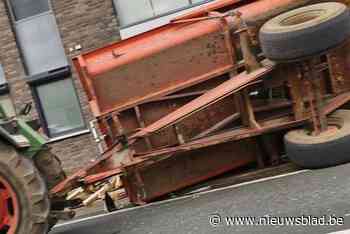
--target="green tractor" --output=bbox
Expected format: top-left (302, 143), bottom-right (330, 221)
top-left (0, 96), bottom-right (67, 234)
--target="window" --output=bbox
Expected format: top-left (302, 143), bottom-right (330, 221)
top-left (34, 78), bottom-right (85, 137)
top-left (9, 0), bottom-right (68, 75)
top-left (0, 64), bottom-right (9, 95)
top-left (7, 0), bottom-right (86, 138)
top-left (151, 0), bottom-right (188, 15)
top-left (0, 65), bottom-right (7, 87)
top-left (114, 0), bottom-right (213, 27)
top-left (10, 0), bottom-right (50, 21)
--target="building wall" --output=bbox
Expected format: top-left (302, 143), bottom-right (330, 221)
top-left (0, 0), bottom-right (120, 174)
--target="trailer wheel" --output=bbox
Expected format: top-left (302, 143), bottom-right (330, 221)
top-left (259, 2), bottom-right (350, 62)
top-left (0, 142), bottom-right (49, 234)
top-left (285, 110), bottom-right (350, 169)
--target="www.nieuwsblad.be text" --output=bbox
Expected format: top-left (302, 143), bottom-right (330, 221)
top-left (209, 214), bottom-right (344, 227)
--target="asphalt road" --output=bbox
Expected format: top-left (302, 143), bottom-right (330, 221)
top-left (51, 163), bottom-right (350, 234)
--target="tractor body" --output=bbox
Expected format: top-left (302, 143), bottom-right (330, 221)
top-left (0, 96), bottom-right (66, 234)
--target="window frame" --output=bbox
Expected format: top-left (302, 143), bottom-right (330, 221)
top-left (6, 0), bottom-right (53, 24)
top-left (114, 0), bottom-right (214, 29)
top-left (0, 64), bottom-right (9, 95)
top-left (6, 0), bottom-right (68, 76)
top-left (29, 69), bottom-right (87, 139)
top-left (5, 0), bottom-right (87, 139)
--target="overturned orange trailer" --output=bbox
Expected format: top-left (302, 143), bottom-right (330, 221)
top-left (52, 0), bottom-right (350, 205)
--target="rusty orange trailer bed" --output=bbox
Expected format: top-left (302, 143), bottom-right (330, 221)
top-left (73, 0), bottom-right (308, 116)
top-left (53, 0), bottom-right (350, 205)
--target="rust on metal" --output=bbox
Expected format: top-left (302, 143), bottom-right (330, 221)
top-left (287, 65), bottom-right (305, 120)
top-left (134, 106), bottom-right (152, 149)
top-left (130, 60), bottom-right (275, 139)
top-left (303, 59), bottom-right (328, 135)
top-left (73, 0), bottom-right (309, 117)
top-left (54, 0), bottom-right (350, 206)
top-left (172, 0), bottom-right (244, 21)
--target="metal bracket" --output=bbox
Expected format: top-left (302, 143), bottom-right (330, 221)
top-left (302, 59), bottom-right (328, 135)
top-left (170, 10), bottom-right (239, 24)
top-left (234, 13), bottom-right (261, 73)
top-left (0, 123), bottom-right (30, 148)
top-left (89, 119), bottom-right (106, 154)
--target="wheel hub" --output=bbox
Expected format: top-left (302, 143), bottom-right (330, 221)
top-left (0, 175), bottom-right (19, 234)
top-left (281, 10), bottom-right (325, 26)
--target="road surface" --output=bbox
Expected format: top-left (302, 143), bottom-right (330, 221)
top-left (51, 163), bottom-right (350, 234)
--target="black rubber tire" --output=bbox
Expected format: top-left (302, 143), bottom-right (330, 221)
top-left (259, 2), bottom-right (350, 62)
top-left (285, 109), bottom-right (350, 169)
top-left (0, 142), bottom-right (50, 234)
top-left (34, 148), bottom-right (66, 192)
top-left (34, 148), bottom-right (67, 229)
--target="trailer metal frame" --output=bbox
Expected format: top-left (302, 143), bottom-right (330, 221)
top-left (52, 0), bottom-right (350, 206)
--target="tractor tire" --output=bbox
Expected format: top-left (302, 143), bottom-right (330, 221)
top-left (0, 142), bottom-right (50, 234)
top-left (34, 148), bottom-right (66, 193)
top-left (34, 148), bottom-right (67, 230)
top-left (285, 109), bottom-right (350, 169)
top-left (259, 2), bottom-right (350, 62)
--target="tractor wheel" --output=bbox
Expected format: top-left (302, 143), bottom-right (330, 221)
top-left (285, 109), bottom-right (350, 169)
top-left (34, 148), bottom-right (66, 192)
top-left (34, 148), bottom-right (67, 229)
top-left (259, 2), bottom-right (350, 62)
top-left (0, 142), bottom-right (50, 234)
